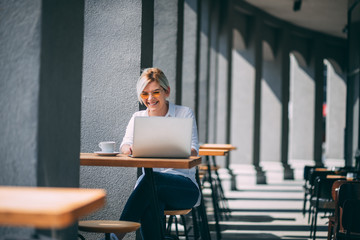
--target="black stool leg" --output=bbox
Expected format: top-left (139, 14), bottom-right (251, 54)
top-left (78, 233), bottom-right (86, 240)
top-left (195, 168), bottom-right (212, 240)
top-left (174, 215), bottom-right (179, 237)
top-left (206, 156), bottom-right (221, 239)
top-left (167, 215), bottom-right (174, 233)
top-left (191, 208), bottom-right (200, 240)
top-left (105, 233), bottom-right (110, 240)
top-left (181, 215), bottom-right (189, 240)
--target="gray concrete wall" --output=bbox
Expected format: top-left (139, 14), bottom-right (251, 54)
top-left (0, 1), bottom-right (41, 237)
top-left (80, 1), bottom-right (141, 239)
top-left (0, 1), bottom-right (40, 188)
top-left (0, 1), bottom-right (84, 239)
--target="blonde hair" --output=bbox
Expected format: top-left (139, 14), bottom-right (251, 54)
top-left (136, 68), bottom-right (170, 104)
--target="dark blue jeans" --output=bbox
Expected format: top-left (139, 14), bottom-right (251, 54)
top-left (120, 172), bottom-right (199, 240)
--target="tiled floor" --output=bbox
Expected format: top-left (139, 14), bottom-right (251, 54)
top-left (202, 159), bottom-right (344, 240)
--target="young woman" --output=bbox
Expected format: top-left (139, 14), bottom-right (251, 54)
top-left (117, 68), bottom-right (200, 240)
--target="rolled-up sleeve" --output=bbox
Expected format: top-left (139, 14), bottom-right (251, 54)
top-left (188, 109), bottom-right (199, 153)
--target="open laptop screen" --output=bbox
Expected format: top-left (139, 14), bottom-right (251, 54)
top-left (131, 117), bottom-right (192, 158)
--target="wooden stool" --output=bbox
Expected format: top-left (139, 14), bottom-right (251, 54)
top-left (164, 209), bottom-right (192, 240)
top-left (78, 220), bottom-right (140, 240)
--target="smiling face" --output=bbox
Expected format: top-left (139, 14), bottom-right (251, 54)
top-left (141, 81), bottom-right (170, 116)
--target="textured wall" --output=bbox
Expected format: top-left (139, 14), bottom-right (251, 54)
top-left (0, 1), bottom-right (41, 237)
top-left (0, 1), bottom-right (40, 187)
top-left (0, 1), bottom-right (84, 239)
top-left (80, 1), bottom-right (141, 239)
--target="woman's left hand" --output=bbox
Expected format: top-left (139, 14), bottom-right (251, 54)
top-left (191, 148), bottom-right (198, 156)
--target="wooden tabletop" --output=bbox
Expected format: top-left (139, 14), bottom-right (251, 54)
top-left (0, 186), bottom-right (106, 229)
top-left (200, 144), bottom-right (236, 151)
top-left (80, 153), bottom-right (201, 169)
top-left (199, 149), bottom-right (229, 156)
top-left (326, 175), bottom-right (346, 179)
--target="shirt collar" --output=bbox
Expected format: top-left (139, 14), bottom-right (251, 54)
top-left (165, 102), bottom-right (175, 117)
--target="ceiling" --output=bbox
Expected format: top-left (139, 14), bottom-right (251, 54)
top-left (244, 0), bottom-right (348, 39)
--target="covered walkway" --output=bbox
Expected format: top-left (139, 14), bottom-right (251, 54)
top-left (203, 159), bottom-right (343, 240)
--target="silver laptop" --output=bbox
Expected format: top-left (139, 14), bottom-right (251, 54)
top-left (131, 117), bottom-right (192, 158)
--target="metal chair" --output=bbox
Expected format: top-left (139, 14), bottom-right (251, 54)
top-left (309, 176), bottom-right (344, 240)
top-left (336, 199), bottom-right (360, 239)
top-left (334, 182), bottom-right (360, 239)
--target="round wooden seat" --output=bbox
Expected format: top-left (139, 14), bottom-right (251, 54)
top-left (78, 220), bottom-right (140, 233)
top-left (164, 209), bottom-right (191, 216)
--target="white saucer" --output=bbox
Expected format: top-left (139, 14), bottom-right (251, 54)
top-left (94, 151), bottom-right (120, 156)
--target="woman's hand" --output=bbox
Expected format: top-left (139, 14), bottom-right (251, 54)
top-left (121, 144), bottom-right (132, 155)
top-left (191, 148), bottom-right (198, 156)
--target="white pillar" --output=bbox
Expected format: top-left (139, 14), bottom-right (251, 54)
top-left (325, 60), bottom-right (346, 160)
top-left (289, 53), bottom-right (315, 161)
top-left (230, 29), bottom-right (255, 164)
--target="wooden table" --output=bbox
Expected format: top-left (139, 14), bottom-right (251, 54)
top-left (200, 143), bottom-right (237, 193)
top-left (199, 149), bottom-right (229, 156)
top-left (80, 153), bottom-right (201, 169)
top-left (80, 153), bottom-right (201, 239)
top-left (0, 186), bottom-right (106, 229)
top-left (198, 148), bottom-right (229, 240)
top-left (200, 143), bottom-right (237, 151)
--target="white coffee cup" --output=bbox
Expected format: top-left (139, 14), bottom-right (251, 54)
top-left (99, 141), bottom-right (115, 153)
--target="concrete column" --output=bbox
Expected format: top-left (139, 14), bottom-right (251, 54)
top-left (325, 60), bottom-right (346, 160)
top-left (345, 3), bottom-right (360, 167)
top-left (260, 41), bottom-right (281, 166)
top-left (216, 0), bottom-right (236, 189)
top-left (312, 41), bottom-right (325, 166)
top-left (279, 31), bottom-right (294, 179)
top-left (261, 30), bottom-right (294, 179)
top-left (252, 18), bottom-right (266, 184)
top-left (231, 15), bottom-right (266, 184)
top-left (197, 0), bottom-right (211, 143)
top-left (216, 0), bottom-right (231, 145)
top-left (289, 53), bottom-right (315, 162)
top-left (345, 74), bottom-right (359, 166)
top-left (153, 0), bottom-right (184, 104)
top-left (80, 1), bottom-right (144, 240)
top-left (181, 0), bottom-right (199, 111)
top-left (0, 1), bottom-right (84, 239)
top-left (207, 0), bottom-right (220, 143)
top-left (230, 23), bottom-right (255, 166)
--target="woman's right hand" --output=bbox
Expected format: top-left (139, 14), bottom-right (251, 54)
top-left (121, 144), bottom-right (132, 155)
